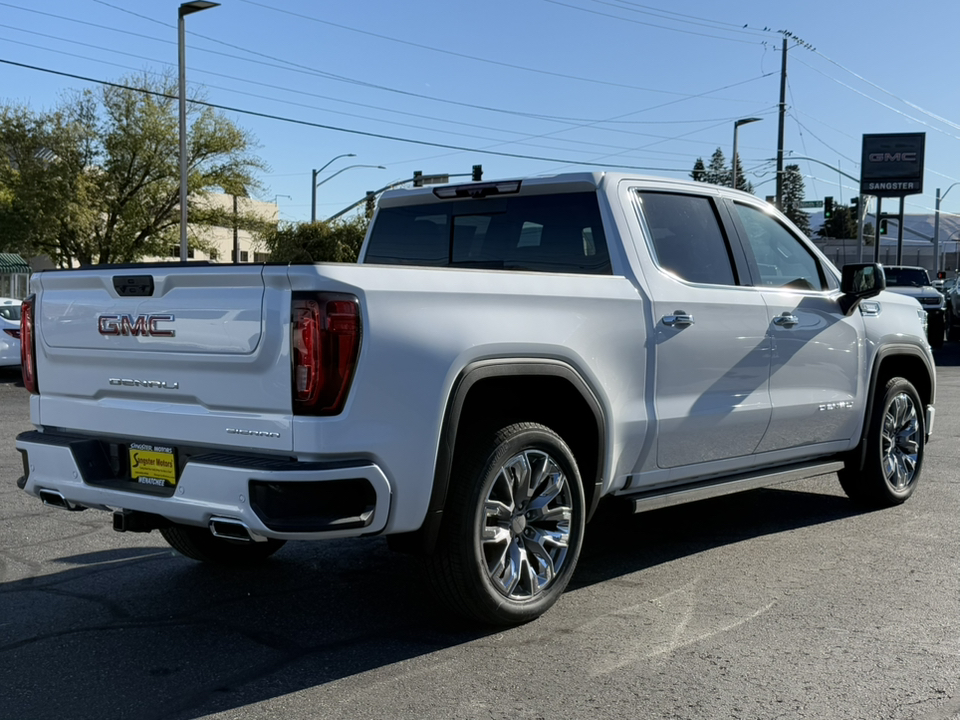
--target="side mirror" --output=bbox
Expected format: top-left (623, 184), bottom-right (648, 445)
top-left (840, 263), bottom-right (886, 314)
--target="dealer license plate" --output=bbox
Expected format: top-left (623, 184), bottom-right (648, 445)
top-left (128, 442), bottom-right (178, 488)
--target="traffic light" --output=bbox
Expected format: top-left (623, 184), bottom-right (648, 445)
top-left (413, 171), bottom-right (423, 188)
top-left (365, 191), bottom-right (376, 219)
top-left (850, 196), bottom-right (858, 215)
top-left (879, 217), bottom-right (888, 235)
top-left (472, 164), bottom-right (483, 182)
top-left (824, 196), bottom-right (834, 219)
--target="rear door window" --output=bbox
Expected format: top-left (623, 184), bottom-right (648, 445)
top-left (635, 191), bottom-right (739, 286)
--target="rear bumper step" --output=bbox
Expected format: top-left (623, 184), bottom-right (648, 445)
top-left (17, 431), bottom-right (393, 541)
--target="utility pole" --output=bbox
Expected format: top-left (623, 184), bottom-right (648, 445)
top-left (233, 194), bottom-right (239, 263)
top-left (775, 39), bottom-right (788, 208)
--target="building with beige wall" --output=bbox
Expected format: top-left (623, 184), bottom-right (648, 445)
top-left (144, 193), bottom-right (279, 264)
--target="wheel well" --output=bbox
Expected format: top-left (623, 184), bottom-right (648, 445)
top-left (454, 375), bottom-right (603, 514)
top-left (874, 353), bottom-right (933, 409)
top-left (386, 368), bottom-right (604, 557)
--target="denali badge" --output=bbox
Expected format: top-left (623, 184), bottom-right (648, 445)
top-left (109, 378), bottom-right (180, 390)
top-left (98, 314), bottom-right (176, 337)
top-left (819, 401), bottom-right (854, 412)
top-left (226, 428), bottom-right (281, 438)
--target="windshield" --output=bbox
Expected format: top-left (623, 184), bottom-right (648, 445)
top-left (0, 305), bottom-right (21, 322)
top-left (884, 267), bottom-right (930, 287)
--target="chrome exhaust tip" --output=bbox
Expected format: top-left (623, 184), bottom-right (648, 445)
top-left (208, 517), bottom-right (267, 543)
top-left (38, 489), bottom-right (85, 512)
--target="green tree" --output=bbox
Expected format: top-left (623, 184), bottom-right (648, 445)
top-left (0, 102), bottom-right (98, 263)
top-left (0, 73), bottom-right (266, 266)
top-left (690, 157), bottom-right (706, 183)
top-left (704, 147), bottom-right (729, 186)
top-left (731, 154), bottom-right (754, 194)
top-left (780, 164), bottom-right (811, 236)
top-left (817, 203), bottom-right (857, 240)
top-left (263, 216), bottom-right (369, 263)
top-left (690, 148), bottom-right (753, 192)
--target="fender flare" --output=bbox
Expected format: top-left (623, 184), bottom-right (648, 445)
top-left (849, 343), bottom-right (935, 471)
top-left (407, 358), bottom-right (607, 554)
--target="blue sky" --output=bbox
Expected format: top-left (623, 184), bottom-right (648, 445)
top-left (1, 0), bottom-right (959, 228)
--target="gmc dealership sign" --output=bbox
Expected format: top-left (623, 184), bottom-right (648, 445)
top-left (860, 133), bottom-right (925, 196)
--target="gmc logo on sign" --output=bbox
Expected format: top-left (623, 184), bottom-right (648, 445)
top-left (98, 314), bottom-right (176, 337)
top-left (868, 152), bottom-right (918, 163)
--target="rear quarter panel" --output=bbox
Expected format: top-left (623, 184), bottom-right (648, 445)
top-left (286, 262), bottom-right (648, 533)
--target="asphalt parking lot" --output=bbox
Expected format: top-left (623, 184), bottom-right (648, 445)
top-left (1, 347), bottom-right (958, 720)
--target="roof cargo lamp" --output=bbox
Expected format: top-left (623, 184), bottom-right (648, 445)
top-left (432, 180), bottom-right (522, 199)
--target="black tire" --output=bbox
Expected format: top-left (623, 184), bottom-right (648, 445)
top-left (428, 422), bottom-right (585, 626)
top-left (838, 377), bottom-right (924, 507)
top-left (160, 523), bottom-right (286, 564)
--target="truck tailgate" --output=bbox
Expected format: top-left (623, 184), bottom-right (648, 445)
top-left (32, 265), bottom-right (294, 452)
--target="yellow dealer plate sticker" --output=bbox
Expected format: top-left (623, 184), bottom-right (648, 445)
top-left (129, 443), bottom-right (178, 488)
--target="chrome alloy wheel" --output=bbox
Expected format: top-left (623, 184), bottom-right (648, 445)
top-left (481, 449), bottom-right (573, 601)
top-left (881, 392), bottom-right (921, 491)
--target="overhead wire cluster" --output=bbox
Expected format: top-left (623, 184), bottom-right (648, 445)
top-left (0, 0), bottom-right (955, 208)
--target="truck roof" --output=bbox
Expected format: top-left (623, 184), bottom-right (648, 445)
top-left (377, 171), bottom-right (759, 208)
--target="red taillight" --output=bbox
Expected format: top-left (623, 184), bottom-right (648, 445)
top-left (292, 293), bottom-right (360, 415)
top-left (21, 295), bottom-right (37, 394)
top-left (2, 328), bottom-right (18, 339)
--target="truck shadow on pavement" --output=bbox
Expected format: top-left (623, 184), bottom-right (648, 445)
top-left (0, 481), bottom-right (862, 720)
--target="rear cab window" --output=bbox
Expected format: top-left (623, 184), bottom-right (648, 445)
top-left (363, 192), bottom-right (611, 275)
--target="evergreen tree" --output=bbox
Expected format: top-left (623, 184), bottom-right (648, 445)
top-left (704, 147), bottom-right (729, 186)
top-left (732, 155), bottom-right (754, 194)
top-left (780, 164), bottom-right (811, 236)
top-left (690, 157), bottom-right (706, 183)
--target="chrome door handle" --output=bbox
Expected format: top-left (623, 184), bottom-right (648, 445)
top-left (773, 312), bottom-right (799, 327)
top-left (662, 313), bottom-right (695, 327)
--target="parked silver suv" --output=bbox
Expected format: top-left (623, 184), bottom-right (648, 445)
top-left (882, 266), bottom-right (945, 348)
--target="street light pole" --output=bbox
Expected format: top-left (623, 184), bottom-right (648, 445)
top-left (312, 164), bottom-right (385, 222)
top-left (732, 118), bottom-right (762, 189)
top-left (178, 1), bottom-right (219, 263)
top-left (934, 183), bottom-right (960, 275)
top-left (311, 153), bottom-right (356, 223)
top-left (272, 194), bottom-right (291, 222)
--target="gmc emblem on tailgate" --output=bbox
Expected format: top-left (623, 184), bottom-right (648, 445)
top-left (98, 314), bottom-right (176, 337)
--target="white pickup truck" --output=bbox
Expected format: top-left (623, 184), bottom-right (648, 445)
top-left (16, 172), bottom-right (936, 625)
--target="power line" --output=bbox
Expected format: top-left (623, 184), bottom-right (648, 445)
top-left (4, 0), bottom-right (771, 137)
top-left (0, 57), bottom-right (694, 172)
top-left (588, 0), bottom-right (775, 38)
top-left (235, 0), bottom-right (743, 98)
top-left (543, 0), bottom-right (764, 45)
top-left (0, 26), bottom-right (762, 160)
top-left (601, 0), bottom-right (779, 35)
top-left (792, 54), bottom-right (960, 143)
top-left (810, 47), bottom-right (960, 134)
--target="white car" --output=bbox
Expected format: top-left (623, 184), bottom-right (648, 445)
top-left (0, 297), bottom-right (22, 367)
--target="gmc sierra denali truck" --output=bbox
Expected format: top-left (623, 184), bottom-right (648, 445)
top-left (16, 172), bottom-right (936, 625)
